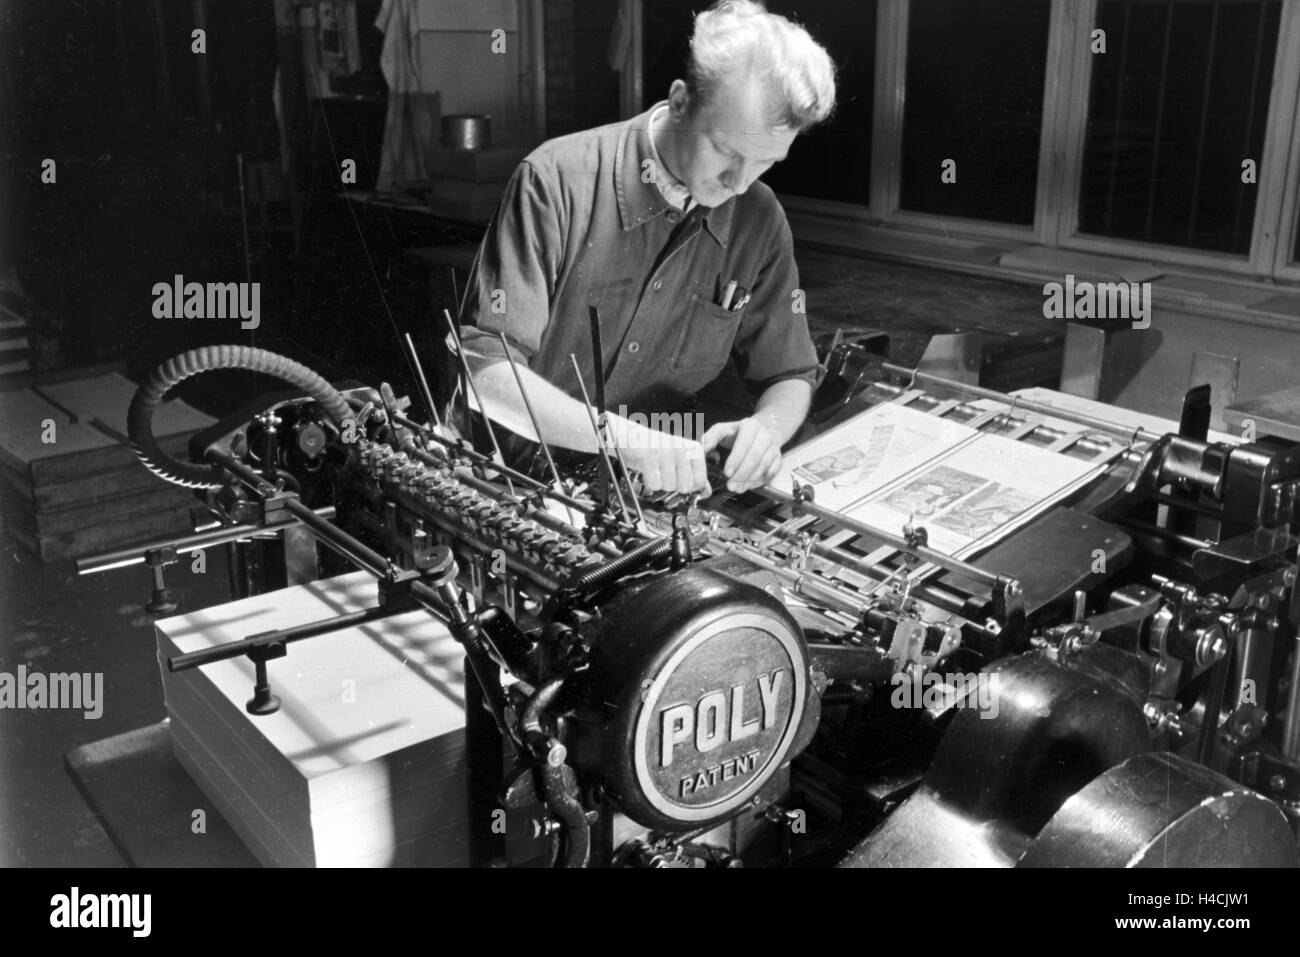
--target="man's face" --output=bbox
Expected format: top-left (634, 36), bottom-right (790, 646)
top-left (665, 79), bottom-right (798, 208)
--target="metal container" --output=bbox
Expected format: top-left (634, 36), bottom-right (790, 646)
top-left (440, 114), bottom-right (492, 151)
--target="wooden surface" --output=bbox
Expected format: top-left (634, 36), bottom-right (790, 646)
top-left (1225, 385), bottom-right (1300, 442)
top-left (797, 248), bottom-right (1064, 390)
top-left (65, 721), bottom-right (261, 868)
top-left (0, 368), bottom-right (215, 559)
top-left (36, 371), bottom-right (215, 441)
top-left (5, 487), bottom-right (194, 535)
top-left (4, 504), bottom-right (201, 563)
top-left (0, 456), bottom-right (171, 511)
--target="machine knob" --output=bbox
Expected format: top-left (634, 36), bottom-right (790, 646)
top-left (426, 546), bottom-right (457, 586)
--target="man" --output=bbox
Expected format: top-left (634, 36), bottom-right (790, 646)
top-left (459, 0), bottom-right (835, 494)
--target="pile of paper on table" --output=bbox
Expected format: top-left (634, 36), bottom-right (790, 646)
top-left (156, 571), bottom-right (470, 867)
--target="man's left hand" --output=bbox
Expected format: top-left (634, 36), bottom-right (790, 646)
top-left (700, 416), bottom-right (783, 492)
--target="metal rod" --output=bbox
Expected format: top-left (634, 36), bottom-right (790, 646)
top-left (747, 516), bottom-right (971, 616)
top-left (497, 332), bottom-right (566, 497)
top-left (586, 307), bottom-right (612, 511)
top-left (76, 507), bottom-right (337, 575)
top-left (442, 309), bottom-right (516, 497)
top-left (569, 353), bottom-right (634, 525)
top-left (282, 497), bottom-right (394, 579)
top-left (1114, 517), bottom-right (1213, 552)
top-left (606, 430), bottom-right (646, 526)
top-left (403, 331), bottom-right (444, 430)
top-left (1282, 630), bottom-right (1300, 762)
top-left (169, 604), bottom-right (409, 672)
top-left (1150, 491), bottom-right (1224, 520)
top-left (721, 541), bottom-right (867, 615)
top-left (877, 364), bottom-right (1166, 445)
top-left (880, 387), bottom-right (1125, 455)
top-left (209, 450), bottom-right (397, 579)
top-left (582, 305), bottom-right (643, 524)
top-left (762, 485), bottom-right (1008, 587)
top-left (395, 428), bottom-right (595, 514)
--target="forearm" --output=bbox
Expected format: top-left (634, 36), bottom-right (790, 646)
top-left (468, 352), bottom-right (711, 493)
top-left (467, 354), bottom-right (607, 453)
top-left (752, 378), bottom-right (813, 445)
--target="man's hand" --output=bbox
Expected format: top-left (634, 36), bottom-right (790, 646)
top-left (608, 418), bottom-right (711, 494)
top-left (701, 415), bottom-right (783, 492)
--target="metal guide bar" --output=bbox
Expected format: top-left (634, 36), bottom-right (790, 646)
top-left (876, 362), bottom-right (1165, 446)
top-left (870, 382), bottom-right (1128, 463)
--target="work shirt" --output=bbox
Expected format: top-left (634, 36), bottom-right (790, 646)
top-left (458, 103), bottom-right (819, 432)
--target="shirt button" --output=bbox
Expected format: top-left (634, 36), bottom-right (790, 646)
top-left (666, 211), bottom-right (680, 224)
top-left (652, 280), bottom-right (663, 291)
top-left (628, 341), bottom-right (640, 353)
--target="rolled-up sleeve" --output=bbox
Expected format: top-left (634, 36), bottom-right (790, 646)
top-left (729, 218), bottom-right (819, 391)
top-left (458, 160), bottom-right (564, 365)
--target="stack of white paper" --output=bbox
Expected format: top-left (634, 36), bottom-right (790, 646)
top-left (156, 572), bottom-right (471, 867)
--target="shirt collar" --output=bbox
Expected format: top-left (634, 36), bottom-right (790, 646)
top-left (646, 105), bottom-right (694, 212)
top-left (615, 101), bottom-right (734, 248)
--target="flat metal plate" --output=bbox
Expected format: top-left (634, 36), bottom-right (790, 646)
top-left (1189, 351), bottom-right (1240, 433)
top-left (917, 332), bottom-right (982, 385)
top-left (939, 507), bottom-right (1132, 617)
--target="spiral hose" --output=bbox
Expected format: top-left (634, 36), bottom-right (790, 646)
top-left (128, 345), bottom-right (353, 489)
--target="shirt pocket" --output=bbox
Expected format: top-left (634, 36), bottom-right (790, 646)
top-left (669, 292), bottom-right (745, 374)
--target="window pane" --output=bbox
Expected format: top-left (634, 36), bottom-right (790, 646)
top-left (900, 0), bottom-right (1051, 225)
top-left (761, 2), bottom-right (875, 205)
top-left (1080, 0), bottom-right (1281, 254)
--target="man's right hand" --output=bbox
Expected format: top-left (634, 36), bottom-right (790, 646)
top-left (607, 417), bottom-right (711, 495)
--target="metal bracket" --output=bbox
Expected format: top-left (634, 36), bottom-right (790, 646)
top-left (246, 640), bottom-right (287, 715)
top-left (991, 575), bottom-right (1026, 654)
top-left (143, 545), bottom-right (180, 615)
top-left (378, 568), bottom-right (424, 609)
top-left (792, 480), bottom-right (815, 518)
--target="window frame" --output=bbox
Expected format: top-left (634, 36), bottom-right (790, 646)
top-left (1265, 0), bottom-right (1300, 279)
top-left (1057, 0), bottom-right (1300, 278)
top-left (726, 0), bottom-right (1300, 284)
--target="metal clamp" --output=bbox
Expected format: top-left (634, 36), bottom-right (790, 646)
top-left (792, 480), bottom-right (815, 517)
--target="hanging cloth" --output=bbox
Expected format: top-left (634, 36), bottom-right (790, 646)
top-left (374, 0), bottom-right (438, 192)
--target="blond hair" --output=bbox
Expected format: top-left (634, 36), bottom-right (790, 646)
top-left (686, 0), bottom-right (836, 131)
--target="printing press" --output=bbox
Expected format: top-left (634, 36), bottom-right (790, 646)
top-left (79, 333), bottom-right (1300, 868)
